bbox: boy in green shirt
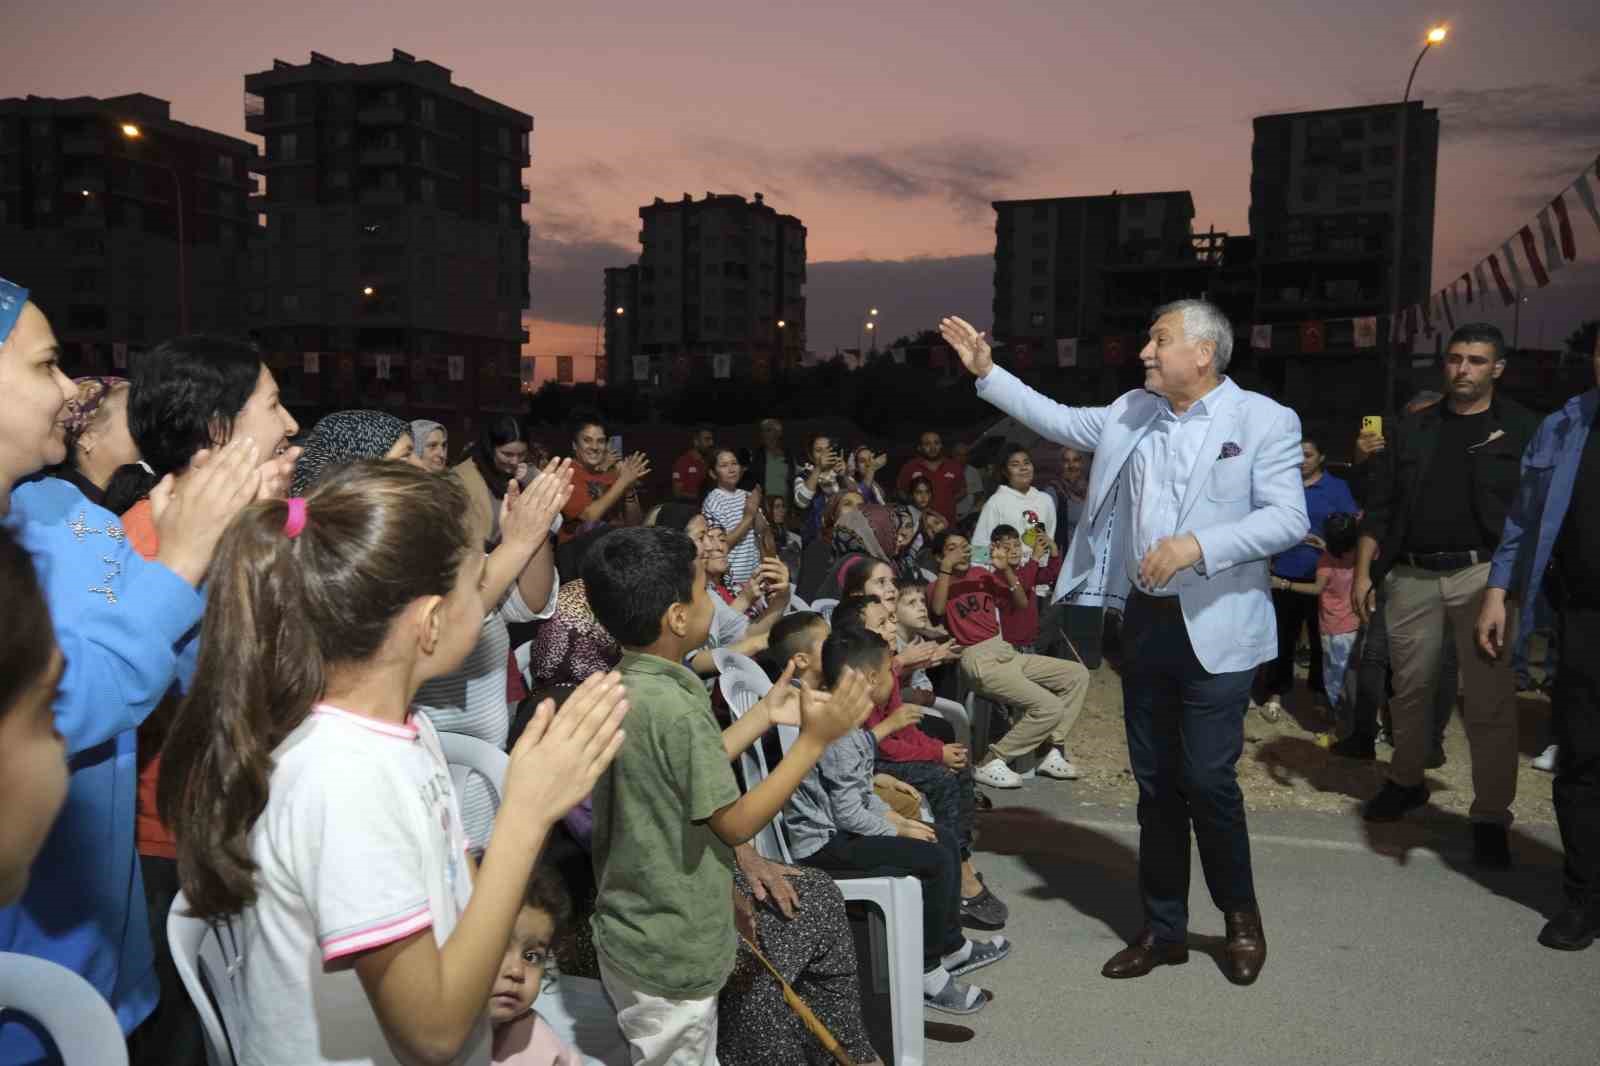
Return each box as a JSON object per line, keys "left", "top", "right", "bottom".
{"left": 582, "top": 526, "right": 870, "bottom": 1065}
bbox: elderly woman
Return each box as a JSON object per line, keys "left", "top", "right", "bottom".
{"left": 290, "top": 409, "right": 414, "bottom": 495}
{"left": 411, "top": 418, "right": 448, "bottom": 473}
{"left": 51, "top": 376, "right": 141, "bottom": 507}
{"left": 0, "top": 281, "right": 259, "bottom": 1063}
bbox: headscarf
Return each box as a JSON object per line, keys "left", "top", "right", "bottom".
{"left": 890, "top": 503, "right": 922, "bottom": 580}
{"left": 410, "top": 419, "right": 445, "bottom": 462}
{"left": 63, "top": 377, "right": 128, "bottom": 447}
{"left": 831, "top": 503, "right": 895, "bottom": 564}
{"left": 291, "top": 409, "right": 410, "bottom": 495}
{"left": 0, "top": 277, "right": 26, "bottom": 348}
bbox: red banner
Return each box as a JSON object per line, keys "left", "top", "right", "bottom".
{"left": 1299, "top": 320, "right": 1326, "bottom": 354}
{"left": 1102, "top": 336, "right": 1127, "bottom": 365}
{"left": 1487, "top": 254, "right": 1515, "bottom": 306}
{"left": 1550, "top": 195, "right": 1578, "bottom": 261}
{"left": 1518, "top": 225, "right": 1551, "bottom": 287}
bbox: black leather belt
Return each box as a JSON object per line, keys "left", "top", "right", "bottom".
{"left": 1128, "top": 589, "right": 1183, "bottom": 615}
{"left": 1400, "top": 550, "right": 1482, "bottom": 571}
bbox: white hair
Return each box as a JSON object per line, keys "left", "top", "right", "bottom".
{"left": 1154, "top": 299, "right": 1234, "bottom": 375}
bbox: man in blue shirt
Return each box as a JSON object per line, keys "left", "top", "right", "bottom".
{"left": 1478, "top": 346, "right": 1600, "bottom": 950}
{"left": 1261, "top": 437, "right": 1358, "bottom": 719}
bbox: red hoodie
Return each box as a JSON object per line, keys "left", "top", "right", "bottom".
{"left": 998, "top": 555, "right": 1064, "bottom": 646}
{"left": 864, "top": 667, "right": 946, "bottom": 763}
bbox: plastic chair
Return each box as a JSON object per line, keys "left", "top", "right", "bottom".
{"left": 167, "top": 895, "right": 244, "bottom": 1066}
{"left": 723, "top": 673, "right": 925, "bottom": 1066}
{"left": 439, "top": 732, "right": 510, "bottom": 812}
{"left": 0, "top": 951, "right": 129, "bottom": 1066}
{"left": 811, "top": 597, "right": 840, "bottom": 621}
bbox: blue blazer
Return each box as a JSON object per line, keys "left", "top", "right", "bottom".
{"left": 975, "top": 366, "right": 1309, "bottom": 674}
{"left": 1488, "top": 388, "right": 1600, "bottom": 639}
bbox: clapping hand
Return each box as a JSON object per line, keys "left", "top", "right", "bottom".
{"left": 501, "top": 457, "right": 574, "bottom": 549}
{"left": 618, "top": 451, "right": 652, "bottom": 488}
{"left": 754, "top": 659, "right": 812, "bottom": 728}
{"left": 800, "top": 667, "right": 875, "bottom": 743}
{"left": 256, "top": 445, "right": 303, "bottom": 501}
{"left": 503, "top": 670, "right": 628, "bottom": 824}
{"left": 153, "top": 435, "right": 264, "bottom": 587}
{"left": 939, "top": 316, "right": 994, "bottom": 377}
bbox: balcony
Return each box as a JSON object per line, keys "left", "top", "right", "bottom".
{"left": 520, "top": 328, "right": 531, "bottom": 344}
{"left": 65, "top": 211, "right": 107, "bottom": 230}
{"left": 356, "top": 103, "right": 405, "bottom": 126}
{"left": 61, "top": 134, "right": 105, "bottom": 156}
{"left": 359, "top": 146, "right": 405, "bottom": 166}
{"left": 519, "top": 184, "right": 530, "bottom": 204}
{"left": 64, "top": 175, "right": 106, "bottom": 196}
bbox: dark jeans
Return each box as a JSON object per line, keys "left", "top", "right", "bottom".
{"left": 1266, "top": 585, "right": 1322, "bottom": 697}
{"left": 1513, "top": 592, "right": 1559, "bottom": 689}
{"left": 1351, "top": 592, "right": 1458, "bottom": 749}
{"left": 1553, "top": 607, "right": 1600, "bottom": 906}
{"left": 876, "top": 760, "right": 976, "bottom": 859}
{"left": 127, "top": 855, "right": 205, "bottom": 1066}
{"left": 803, "top": 825, "right": 964, "bottom": 970}
{"left": 1121, "top": 592, "right": 1257, "bottom": 943}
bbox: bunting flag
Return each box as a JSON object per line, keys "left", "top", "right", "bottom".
{"left": 304, "top": 351, "right": 320, "bottom": 375}
{"left": 712, "top": 352, "right": 732, "bottom": 379}
{"left": 1576, "top": 160, "right": 1600, "bottom": 234}
{"left": 890, "top": 345, "right": 907, "bottom": 365}
{"left": 111, "top": 342, "right": 127, "bottom": 369}
{"left": 595, "top": 356, "right": 608, "bottom": 384}
{"left": 1550, "top": 195, "right": 1578, "bottom": 260}
{"left": 1354, "top": 316, "right": 1378, "bottom": 348}
{"left": 1102, "top": 335, "right": 1127, "bottom": 365}
{"left": 800, "top": 350, "right": 817, "bottom": 367}
{"left": 1057, "top": 337, "right": 1078, "bottom": 366}
{"left": 632, "top": 355, "right": 649, "bottom": 382}
{"left": 376, "top": 353, "right": 392, "bottom": 381}
{"left": 1440, "top": 287, "right": 1456, "bottom": 331}
{"left": 1487, "top": 253, "right": 1514, "bottom": 306}
{"left": 1457, "top": 272, "right": 1473, "bottom": 304}
{"left": 1418, "top": 295, "right": 1433, "bottom": 337}
{"left": 671, "top": 353, "right": 691, "bottom": 384}
{"left": 1012, "top": 342, "right": 1032, "bottom": 370}
{"left": 1474, "top": 262, "right": 1493, "bottom": 307}
{"left": 750, "top": 350, "right": 772, "bottom": 383}
{"left": 1518, "top": 225, "right": 1551, "bottom": 287}
{"left": 1403, "top": 305, "right": 1417, "bottom": 340}
{"left": 1250, "top": 324, "right": 1272, "bottom": 350}
{"left": 448, "top": 355, "right": 465, "bottom": 382}
{"left": 1537, "top": 207, "right": 1564, "bottom": 273}
{"left": 1299, "top": 320, "right": 1326, "bottom": 353}
{"left": 1500, "top": 240, "right": 1529, "bottom": 294}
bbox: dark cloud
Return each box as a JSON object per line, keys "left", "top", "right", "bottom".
{"left": 526, "top": 199, "right": 635, "bottom": 327}
{"left": 805, "top": 141, "right": 1037, "bottom": 216}
{"left": 805, "top": 254, "right": 994, "bottom": 351}
{"left": 1433, "top": 68, "right": 1600, "bottom": 144}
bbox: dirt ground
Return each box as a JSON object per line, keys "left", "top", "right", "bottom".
{"left": 1053, "top": 657, "right": 1559, "bottom": 825}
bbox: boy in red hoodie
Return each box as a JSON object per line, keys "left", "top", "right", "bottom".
{"left": 829, "top": 594, "right": 1010, "bottom": 930}
{"left": 990, "top": 524, "right": 1064, "bottom": 652}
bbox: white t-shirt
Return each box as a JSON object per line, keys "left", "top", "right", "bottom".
{"left": 238, "top": 705, "right": 487, "bottom": 1066}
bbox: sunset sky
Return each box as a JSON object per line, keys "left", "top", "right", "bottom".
{"left": 5, "top": 0, "right": 1598, "bottom": 356}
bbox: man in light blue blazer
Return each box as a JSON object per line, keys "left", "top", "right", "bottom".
{"left": 942, "top": 300, "right": 1307, "bottom": 985}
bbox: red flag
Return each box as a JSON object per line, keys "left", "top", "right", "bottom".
{"left": 1299, "top": 320, "right": 1326, "bottom": 353}
{"left": 1459, "top": 272, "right": 1473, "bottom": 304}
{"left": 1419, "top": 296, "right": 1433, "bottom": 336}
{"left": 1013, "top": 342, "right": 1032, "bottom": 370}
{"left": 1103, "top": 336, "right": 1127, "bottom": 365}
{"left": 750, "top": 349, "right": 771, "bottom": 383}
{"left": 1440, "top": 289, "right": 1456, "bottom": 331}
{"left": 1518, "top": 225, "right": 1550, "bottom": 287}
{"left": 1550, "top": 195, "right": 1579, "bottom": 261}
{"left": 1487, "top": 254, "right": 1514, "bottom": 306}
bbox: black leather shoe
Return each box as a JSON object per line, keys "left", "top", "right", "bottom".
{"left": 1329, "top": 735, "right": 1375, "bottom": 760}
{"left": 1222, "top": 909, "right": 1267, "bottom": 985}
{"left": 1101, "top": 929, "right": 1189, "bottom": 979}
{"left": 1538, "top": 904, "right": 1600, "bottom": 951}
{"left": 1471, "top": 822, "right": 1512, "bottom": 871}
{"left": 1425, "top": 748, "right": 1447, "bottom": 770}
{"left": 1361, "top": 780, "right": 1428, "bottom": 822}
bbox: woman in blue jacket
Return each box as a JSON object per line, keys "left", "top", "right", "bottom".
{"left": 0, "top": 279, "right": 262, "bottom": 1062}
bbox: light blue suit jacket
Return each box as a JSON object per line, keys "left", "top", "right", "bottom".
{"left": 975, "top": 366, "right": 1309, "bottom": 674}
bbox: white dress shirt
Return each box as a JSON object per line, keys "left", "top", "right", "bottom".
{"left": 1125, "top": 378, "right": 1234, "bottom": 596}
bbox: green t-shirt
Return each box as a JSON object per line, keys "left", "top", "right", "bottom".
{"left": 590, "top": 650, "right": 741, "bottom": 999}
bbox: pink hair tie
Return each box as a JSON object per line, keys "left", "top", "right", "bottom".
{"left": 283, "top": 497, "right": 308, "bottom": 539}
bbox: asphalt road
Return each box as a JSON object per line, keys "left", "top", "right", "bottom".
{"left": 923, "top": 786, "right": 1597, "bottom": 1066}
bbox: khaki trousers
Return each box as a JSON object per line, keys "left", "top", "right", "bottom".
{"left": 959, "top": 635, "right": 1090, "bottom": 762}
{"left": 1384, "top": 562, "right": 1519, "bottom": 824}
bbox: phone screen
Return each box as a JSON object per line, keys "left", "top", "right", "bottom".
{"left": 609, "top": 434, "right": 623, "bottom": 455}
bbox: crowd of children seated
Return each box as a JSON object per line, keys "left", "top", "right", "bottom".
{"left": 0, "top": 279, "right": 1102, "bottom": 1065}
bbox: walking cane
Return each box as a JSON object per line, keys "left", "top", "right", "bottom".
{"left": 737, "top": 932, "right": 854, "bottom": 1065}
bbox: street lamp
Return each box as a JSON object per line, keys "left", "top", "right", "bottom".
{"left": 1384, "top": 25, "right": 1448, "bottom": 417}
{"left": 119, "top": 122, "right": 189, "bottom": 333}
{"left": 615, "top": 306, "right": 625, "bottom": 316}
{"left": 362, "top": 286, "right": 376, "bottom": 297}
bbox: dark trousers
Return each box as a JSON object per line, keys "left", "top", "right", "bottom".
{"left": 1351, "top": 592, "right": 1459, "bottom": 749}
{"left": 876, "top": 760, "right": 976, "bottom": 859}
{"left": 1040, "top": 601, "right": 1106, "bottom": 670}
{"left": 803, "top": 825, "right": 964, "bottom": 970}
{"left": 1265, "top": 585, "right": 1322, "bottom": 697}
{"left": 126, "top": 855, "right": 205, "bottom": 1066}
{"left": 1553, "top": 607, "right": 1600, "bottom": 906}
{"left": 1121, "top": 593, "right": 1257, "bottom": 943}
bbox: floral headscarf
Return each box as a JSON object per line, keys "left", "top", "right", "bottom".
{"left": 63, "top": 376, "right": 128, "bottom": 446}
{"left": 890, "top": 503, "right": 922, "bottom": 580}
{"left": 291, "top": 409, "right": 410, "bottom": 495}
{"left": 831, "top": 503, "right": 896, "bottom": 564}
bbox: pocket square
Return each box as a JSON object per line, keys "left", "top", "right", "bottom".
{"left": 1218, "top": 441, "right": 1242, "bottom": 459}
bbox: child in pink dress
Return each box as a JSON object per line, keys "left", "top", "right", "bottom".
{"left": 491, "top": 867, "right": 584, "bottom": 1066}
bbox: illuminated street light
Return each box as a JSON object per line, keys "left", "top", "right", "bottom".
{"left": 362, "top": 286, "right": 376, "bottom": 296}
{"left": 615, "top": 306, "right": 625, "bottom": 315}
{"left": 120, "top": 124, "right": 142, "bottom": 139}
{"left": 777, "top": 319, "right": 786, "bottom": 329}
{"left": 1427, "top": 26, "right": 1448, "bottom": 44}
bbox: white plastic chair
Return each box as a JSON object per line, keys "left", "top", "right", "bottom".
{"left": 811, "top": 597, "right": 840, "bottom": 622}
{"left": 439, "top": 732, "right": 510, "bottom": 812}
{"left": 0, "top": 951, "right": 129, "bottom": 1066}
{"left": 167, "top": 895, "right": 244, "bottom": 1066}
{"left": 720, "top": 655, "right": 925, "bottom": 1066}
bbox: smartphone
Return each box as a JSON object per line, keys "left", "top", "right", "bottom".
{"left": 1361, "top": 415, "right": 1382, "bottom": 436}
{"left": 609, "top": 434, "right": 623, "bottom": 455}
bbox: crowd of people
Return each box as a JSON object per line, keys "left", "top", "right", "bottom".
{"left": 1, "top": 269, "right": 1596, "bottom": 1066}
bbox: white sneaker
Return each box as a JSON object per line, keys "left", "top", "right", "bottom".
{"left": 1532, "top": 744, "right": 1558, "bottom": 773}
{"left": 974, "top": 758, "right": 1023, "bottom": 789}
{"left": 1038, "top": 748, "right": 1080, "bottom": 780}
{"left": 1259, "top": 698, "right": 1283, "bottom": 723}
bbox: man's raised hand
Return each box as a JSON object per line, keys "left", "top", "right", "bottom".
{"left": 939, "top": 316, "right": 994, "bottom": 378}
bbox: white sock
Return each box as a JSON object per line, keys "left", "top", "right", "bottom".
{"left": 942, "top": 940, "right": 973, "bottom": 968}
{"left": 922, "top": 966, "right": 950, "bottom": 996}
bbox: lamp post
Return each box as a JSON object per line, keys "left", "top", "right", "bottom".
{"left": 1384, "top": 25, "right": 1447, "bottom": 417}
{"left": 120, "top": 123, "right": 188, "bottom": 334}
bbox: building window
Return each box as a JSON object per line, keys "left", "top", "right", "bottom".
{"left": 1031, "top": 258, "right": 1047, "bottom": 274}
{"left": 1032, "top": 204, "right": 1049, "bottom": 221}
{"left": 498, "top": 126, "right": 511, "bottom": 152}
{"left": 1335, "top": 183, "right": 1361, "bottom": 207}
{"left": 1031, "top": 232, "right": 1048, "bottom": 248}
{"left": 1366, "top": 179, "right": 1394, "bottom": 200}
{"left": 1339, "top": 117, "right": 1363, "bottom": 139}
{"left": 420, "top": 137, "right": 436, "bottom": 167}
{"left": 1368, "top": 144, "right": 1395, "bottom": 166}
{"left": 280, "top": 91, "right": 297, "bottom": 121}
{"left": 35, "top": 196, "right": 53, "bottom": 214}
{"left": 1125, "top": 199, "right": 1146, "bottom": 217}
{"left": 278, "top": 132, "right": 298, "bottom": 162}
{"left": 282, "top": 292, "right": 299, "bottom": 314}
{"left": 1299, "top": 179, "right": 1319, "bottom": 202}
{"left": 420, "top": 176, "right": 436, "bottom": 204}
{"left": 420, "top": 96, "right": 436, "bottom": 124}
{"left": 218, "top": 155, "right": 235, "bottom": 179}
{"left": 1029, "top": 285, "right": 1047, "bottom": 303}
{"left": 1029, "top": 311, "right": 1046, "bottom": 328}
{"left": 278, "top": 210, "right": 295, "bottom": 242}
{"left": 71, "top": 269, "right": 99, "bottom": 295}
{"left": 1371, "top": 110, "right": 1397, "bottom": 133}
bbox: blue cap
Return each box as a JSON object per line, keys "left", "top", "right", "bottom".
{"left": 0, "top": 277, "right": 28, "bottom": 348}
